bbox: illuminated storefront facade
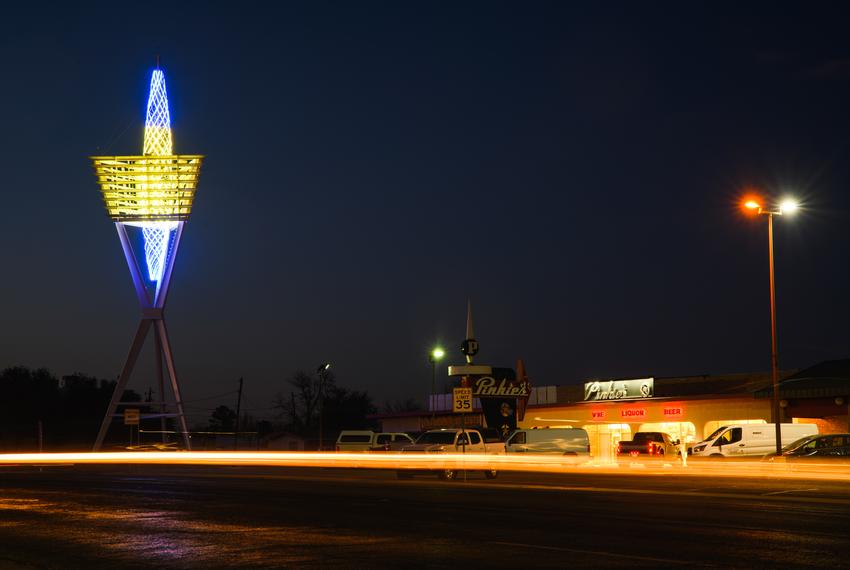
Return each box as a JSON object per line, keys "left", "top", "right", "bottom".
{"left": 524, "top": 392, "right": 773, "bottom": 461}
{"left": 374, "top": 360, "right": 850, "bottom": 460}
{"left": 521, "top": 361, "right": 850, "bottom": 461}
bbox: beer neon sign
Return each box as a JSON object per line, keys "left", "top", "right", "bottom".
{"left": 663, "top": 407, "right": 683, "bottom": 418}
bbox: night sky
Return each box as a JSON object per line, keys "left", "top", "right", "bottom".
{"left": 2, "top": 2, "right": 850, "bottom": 422}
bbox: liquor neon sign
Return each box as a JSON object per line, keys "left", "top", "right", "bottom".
{"left": 620, "top": 408, "right": 646, "bottom": 419}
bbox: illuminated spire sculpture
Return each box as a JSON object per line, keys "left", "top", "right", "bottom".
{"left": 90, "top": 66, "right": 203, "bottom": 450}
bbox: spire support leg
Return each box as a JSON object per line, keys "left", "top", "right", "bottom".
{"left": 156, "top": 319, "right": 192, "bottom": 450}
{"left": 93, "top": 319, "right": 152, "bottom": 451}
{"left": 154, "top": 326, "right": 168, "bottom": 443}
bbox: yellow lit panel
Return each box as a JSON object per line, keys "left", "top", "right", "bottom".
{"left": 91, "top": 155, "right": 204, "bottom": 221}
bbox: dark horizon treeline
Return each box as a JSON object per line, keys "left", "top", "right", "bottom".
{"left": 0, "top": 366, "right": 144, "bottom": 451}
{"left": 1, "top": 365, "right": 415, "bottom": 451}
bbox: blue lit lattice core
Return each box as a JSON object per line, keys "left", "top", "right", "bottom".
{"left": 126, "top": 221, "right": 178, "bottom": 283}
{"left": 143, "top": 69, "right": 173, "bottom": 156}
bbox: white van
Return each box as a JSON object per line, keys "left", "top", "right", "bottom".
{"left": 506, "top": 427, "right": 591, "bottom": 458}
{"left": 689, "top": 424, "right": 818, "bottom": 458}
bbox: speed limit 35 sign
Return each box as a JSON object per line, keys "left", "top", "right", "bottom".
{"left": 453, "top": 387, "right": 472, "bottom": 413}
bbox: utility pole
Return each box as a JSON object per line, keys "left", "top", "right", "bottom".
{"left": 234, "top": 377, "right": 243, "bottom": 451}
{"left": 317, "top": 364, "right": 331, "bottom": 451}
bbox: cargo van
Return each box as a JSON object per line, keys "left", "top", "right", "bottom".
{"left": 505, "top": 427, "right": 591, "bottom": 458}
{"left": 689, "top": 423, "right": 818, "bottom": 458}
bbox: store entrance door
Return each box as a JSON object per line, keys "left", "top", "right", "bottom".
{"left": 583, "top": 423, "right": 632, "bottom": 463}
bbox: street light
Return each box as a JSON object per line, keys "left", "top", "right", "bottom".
{"left": 317, "top": 363, "right": 331, "bottom": 451}
{"left": 429, "top": 347, "right": 445, "bottom": 425}
{"left": 743, "top": 196, "right": 798, "bottom": 455}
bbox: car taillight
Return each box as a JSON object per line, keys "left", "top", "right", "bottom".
{"left": 616, "top": 443, "right": 621, "bottom": 454}
{"left": 648, "top": 443, "right": 652, "bottom": 453}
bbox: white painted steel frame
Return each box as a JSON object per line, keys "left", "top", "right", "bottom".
{"left": 93, "top": 221, "right": 191, "bottom": 451}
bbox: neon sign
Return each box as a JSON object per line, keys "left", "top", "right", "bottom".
{"left": 591, "top": 410, "right": 606, "bottom": 420}
{"left": 584, "top": 378, "right": 654, "bottom": 401}
{"left": 620, "top": 408, "right": 646, "bottom": 419}
{"left": 663, "top": 407, "right": 683, "bottom": 418}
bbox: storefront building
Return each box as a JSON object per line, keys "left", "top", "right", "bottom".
{"left": 373, "top": 360, "right": 850, "bottom": 461}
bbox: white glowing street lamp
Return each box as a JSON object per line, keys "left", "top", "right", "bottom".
{"left": 743, "top": 196, "right": 798, "bottom": 455}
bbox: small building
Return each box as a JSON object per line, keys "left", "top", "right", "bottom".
{"left": 260, "top": 432, "right": 307, "bottom": 451}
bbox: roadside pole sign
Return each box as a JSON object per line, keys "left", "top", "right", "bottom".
{"left": 453, "top": 387, "right": 472, "bottom": 413}
{"left": 124, "top": 408, "right": 140, "bottom": 426}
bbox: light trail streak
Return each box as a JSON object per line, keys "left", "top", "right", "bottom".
{"left": 1, "top": 452, "right": 850, "bottom": 481}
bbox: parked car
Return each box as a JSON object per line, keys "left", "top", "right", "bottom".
{"left": 616, "top": 432, "right": 677, "bottom": 457}
{"left": 771, "top": 433, "right": 850, "bottom": 459}
{"left": 505, "top": 427, "right": 591, "bottom": 460}
{"left": 335, "top": 431, "right": 413, "bottom": 452}
{"left": 369, "top": 432, "right": 416, "bottom": 452}
{"left": 689, "top": 423, "right": 818, "bottom": 458}
{"left": 398, "top": 428, "right": 503, "bottom": 480}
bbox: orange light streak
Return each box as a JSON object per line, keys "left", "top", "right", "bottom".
{"left": 1, "top": 452, "right": 850, "bottom": 481}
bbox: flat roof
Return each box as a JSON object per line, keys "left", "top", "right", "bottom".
{"left": 754, "top": 359, "right": 850, "bottom": 399}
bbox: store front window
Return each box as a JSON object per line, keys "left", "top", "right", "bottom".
{"left": 583, "top": 423, "right": 631, "bottom": 462}
{"left": 639, "top": 422, "right": 696, "bottom": 444}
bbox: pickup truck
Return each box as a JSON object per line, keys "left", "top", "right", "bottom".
{"left": 616, "top": 432, "right": 677, "bottom": 457}
{"left": 335, "top": 431, "right": 414, "bottom": 452}
{"left": 398, "top": 428, "right": 504, "bottom": 480}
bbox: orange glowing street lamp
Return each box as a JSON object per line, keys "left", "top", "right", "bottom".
{"left": 742, "top": 196, "right": 799, "bottom": 455}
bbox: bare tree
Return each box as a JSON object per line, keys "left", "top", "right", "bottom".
{"left": 273, "top": 369, "right": 332, "bottom": 435}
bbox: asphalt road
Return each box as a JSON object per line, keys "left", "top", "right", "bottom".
{"left": 1, "top": 465, "right": 849, "bottom": 569}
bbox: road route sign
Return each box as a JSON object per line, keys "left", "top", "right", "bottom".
{"left": 124, "top": 409, "right": 140, "bottom": 426}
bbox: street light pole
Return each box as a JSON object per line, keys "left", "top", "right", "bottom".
{"left": 767, "top": 212, "right": 782, "bottom": 456}
{"left": 431, "top": 358, "right": 436, "bottom": 424}
{"left": 745, "top": 198, "right": 797, "bottom": 456}
{"left": 429, "top": 347, "right": 444, "bottom": 427}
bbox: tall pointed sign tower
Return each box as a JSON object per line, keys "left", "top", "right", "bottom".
{"left": 90, "top": 65, "right": 203, "bottom": 450}
{"left": 448, "top": 300, "right": 531, "bottom": 439}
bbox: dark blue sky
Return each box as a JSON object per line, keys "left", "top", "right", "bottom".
{"left": 2, "top": 2, "right": 849, "bottom": 421}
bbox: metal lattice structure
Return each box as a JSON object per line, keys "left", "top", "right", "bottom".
{"left": 128, "top": 221, "right": 179, "bottom": 283}
{"left": 90, "top": 66, "right": 204, "bottom": 451}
